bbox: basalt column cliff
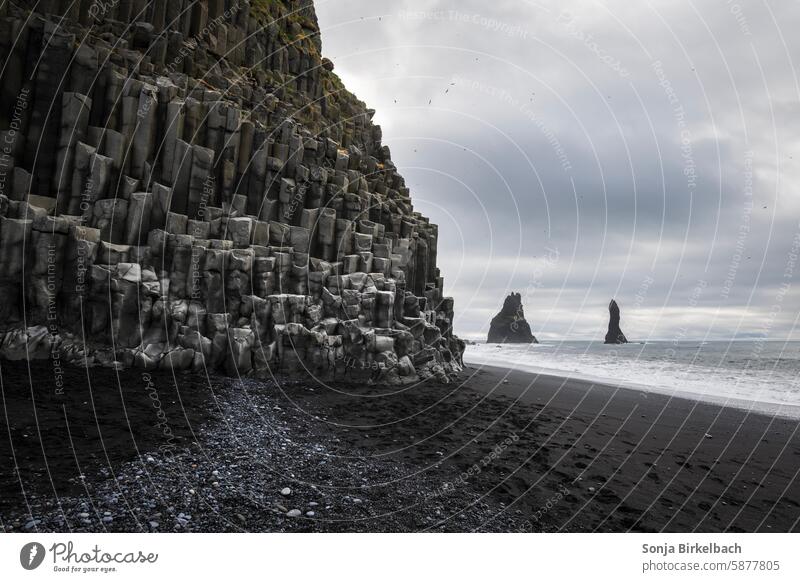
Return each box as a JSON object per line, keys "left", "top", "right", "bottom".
{"left": 0, "top": 0, "right": 464, "bottom": 384}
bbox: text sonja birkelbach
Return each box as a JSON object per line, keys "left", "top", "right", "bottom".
{"left": 642, "top": 542, "right": 743, "bottom": 557}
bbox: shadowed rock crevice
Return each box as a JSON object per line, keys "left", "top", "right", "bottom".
{"left": 604, "top": 300, "right": 628, "bottom": 344}
{"left": 487, "top": 293, "right": 537, "bottom": 344}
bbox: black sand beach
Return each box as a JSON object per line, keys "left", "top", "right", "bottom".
{"left": 445, "top": 365, "right": 800, "bottom": 532}
{"left": 1, "top": 358, "right": 798, "bottom": 532}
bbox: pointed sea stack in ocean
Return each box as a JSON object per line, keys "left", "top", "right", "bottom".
{"left": 604, "top": 300, "right": 628, "bottom": 344}
{"left": 487, "top": 293, "right": 538, "bottom": 344}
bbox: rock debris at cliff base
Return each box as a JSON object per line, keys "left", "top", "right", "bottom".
{"left": 0, "top": 0, "right": 464, "bottom": 384}
{"left": 0, "top": 363, "right": 533, "bottom": 533}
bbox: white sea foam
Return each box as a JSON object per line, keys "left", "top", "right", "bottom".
{"left": 464, "top": 341, "right": 800, "bottom": 418}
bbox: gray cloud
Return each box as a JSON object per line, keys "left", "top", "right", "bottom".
{"left": 316, "top": 0, "right": 800, "bottom": 340}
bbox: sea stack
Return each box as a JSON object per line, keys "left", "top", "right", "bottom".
{"left": 604, "top": 300, "right": 628, "bottom": 344}
{"left": 487, "top": 293, "right": 538, "bottom": 344}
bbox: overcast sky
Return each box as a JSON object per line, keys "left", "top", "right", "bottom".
{"left": 315, "top": 0, "right": 800, "bottom": 341}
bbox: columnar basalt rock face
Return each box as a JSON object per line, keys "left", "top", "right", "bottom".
{"left": 487, "top": 293, "right": 537, "bottom": 344}
{"left": 604, "top": 300, "right": 628, "bottom": 344}
{"left": 0, "top": 0, "right": 464, "bottom": 384}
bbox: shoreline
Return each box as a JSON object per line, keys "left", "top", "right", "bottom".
{"left": 464, "top": 360, "right": 800, "bottom": 421}
{"left": 464, "top": 344, "right": 800, "bottom": 421}
{"left": 2, "top": 358, "right": 799, "bottom": 532}
{"left": 456, "top": 363, "right": 800, "bottom": 532}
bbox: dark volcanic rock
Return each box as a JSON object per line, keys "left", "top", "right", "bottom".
{"left": 0, "top": 0, "right": 464, "bottom": 385}
{"left": 487, "top": 293, "right": 537, "bottom": 344}
{"left": 604, "top": 300, "right": 628, "bottom": 344}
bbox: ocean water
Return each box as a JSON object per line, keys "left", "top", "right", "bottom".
{"left": 464, "top": 341, "right": 800, "bottom": 416}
